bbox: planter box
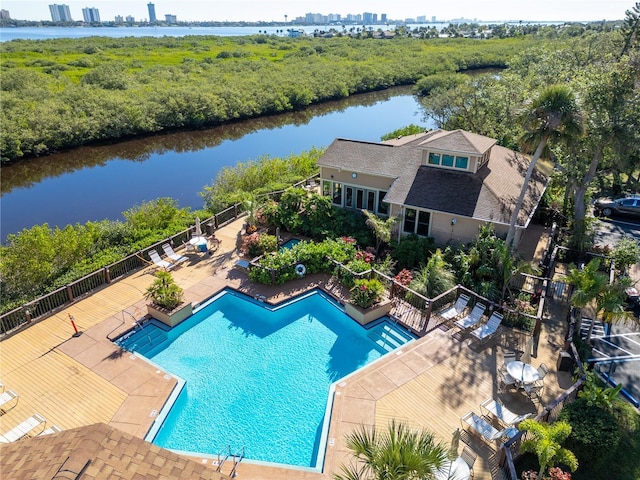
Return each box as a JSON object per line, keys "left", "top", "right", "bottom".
{"left": 345, "top": 300, "right": 392, "bottom": 326}
{"left": 147, "top": 302, "right": 193, "bottom": 327}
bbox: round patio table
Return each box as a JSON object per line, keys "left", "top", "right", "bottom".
{"left": 506, "top": 361, "right": 539, "bottom": 385}
{"left": 434, "top": 457, "right": 470, "bottom": 480}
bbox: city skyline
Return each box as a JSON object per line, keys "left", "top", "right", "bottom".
{"left": 1, "top": 0, "right": 631, "bottom": 23}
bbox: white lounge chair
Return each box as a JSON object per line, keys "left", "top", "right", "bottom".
{"left": 438, "top": 294, "right": 470, "bottom": 320}
{"left": 0, "top": 389, "right": 19, "bottom": 411}
{"left": 455, "top": 303, "right": 486, "bottom": 330}
{"left": 0, "top": 413, "right": 46, "bottom": 442}
{"left": 480, "top": 398, "right": 532, "bottom": 427}
{"left": 470, "top": 311, "right": 503, "bottom": 342}
{"left": 148, "top": 250, "right": 175, "bottom": 271}
{"left": 162, "top": 244, "right": 188, "bottom": 265}
{"left": 461, "top": 411, "right": 517, "bottom": 444}
{"left": 39, "top": 425, "right": 62, "bottom": 436}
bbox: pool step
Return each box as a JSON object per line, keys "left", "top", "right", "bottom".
{"left": 367, "top": 322, "right": 413, "bottom": 353}
{"left": 119, "top": 325, "right": 168, "bottom": 354}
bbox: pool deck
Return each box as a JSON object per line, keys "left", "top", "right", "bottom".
{"left": 0, "top": 221, "right": 572, "bottom": 480}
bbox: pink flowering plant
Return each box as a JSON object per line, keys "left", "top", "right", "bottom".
{"left": 350, "top": 278, "right": 385, "bottom": 309}
{"left": 355, "top": 250, "right": 375, "bottom": 264}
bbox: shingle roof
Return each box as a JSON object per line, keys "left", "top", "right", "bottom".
{"left": 416, "top": 129, "right": 497, "bottom": 155}
{"left": 0, "top": 423, "right": 230, "bottom": 480}
{"left": 317, "top": 130, "right": 547, "bottom": 227}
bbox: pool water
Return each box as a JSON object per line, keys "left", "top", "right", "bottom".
{"left": 117, "top": 289, "right": 415, "bottom": 468}
{"left": 279, "top": 238, "right": 301, "bottom": 251}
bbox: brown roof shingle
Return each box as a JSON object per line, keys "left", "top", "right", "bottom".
{"left": 0, "top": 423, "right": 230, "bottom": 480}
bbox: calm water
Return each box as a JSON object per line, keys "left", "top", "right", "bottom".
{"left": 0, "top": 87, "right": 432, "bottom": 240}
{"left": 117, "top": 289, "right": 415, "bottom": 466}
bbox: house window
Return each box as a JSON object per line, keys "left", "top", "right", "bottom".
{"left": 377, "top": 190, "right": 388, "bottom": 215}
{"left": 332, "top": 183, "right": 343, "bottom": 205}
{"left": 416, "top": 211, "right": 430, "bottom": 236}
{"left": 367, "top": 191, "right": 375, "bottom": 210}
{"left": 322, "top": 181, "right": 331, "bottom": 197}
{"left": 442, "top": 154, "right": 454, "bottom": 167}
{"left": 403, "top": 208, "right": 416, "bottom": 233}
{"left": 455, "top": 156, "right": 469, "bottom": 169}
{"left": 428, "top": 152, "right": 440, "bottom": 165}
{"left": 345, "top": 187, "right": 354, "bottom": 208}
{"left": 356, "top": 189, "right": 364, "bottom": 209}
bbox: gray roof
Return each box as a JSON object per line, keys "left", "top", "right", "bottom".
{"left": 317, "top": 130, "right": 548, "bottom": 226}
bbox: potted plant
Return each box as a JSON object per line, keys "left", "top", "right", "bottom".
{"left": 344, "top": 277, "right": 392, "bottom": 325}
{"left": 145, "top": 270, "right": 193, "bottom": 326}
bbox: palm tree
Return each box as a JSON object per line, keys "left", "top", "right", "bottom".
{"left": 566, "top": 258, "right": 631, "bottom": 342}
{"left": 519, "top": 419, "right": 578, "bottom": 480}
{"left": 363, "top": 210, "right": 398, "bottom": 258}
{"left": 505, "top": 85, "right": 582, "bottom": 248}
{"left": 334, "top": 420, "right": 449, "bottom": 480}
{"left": 408, "top": 249, "right": 456, "bottom": 299}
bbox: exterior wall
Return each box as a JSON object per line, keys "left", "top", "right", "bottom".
{"left": 319, "top": 167, "right": 394, "bottom": 191}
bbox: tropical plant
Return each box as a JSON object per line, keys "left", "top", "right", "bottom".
{"left": 362, "top": 210, "right": 398, "bottom": 258}
{"left": 408, "top": 249, "right": 455, "bottom": 299}
{"left": 350, "top": 278, "right": 385, "bottom": 309}
{"left": 144, "top": 270, "right": 184, "bottom": 311}
{"left": 577, "top": 367, "right": 622, "bottom": 410}
{"left": 334, "top": 419, "right": 449, "bottom": 480}
{"left": 519, "top": 419, "right": 579, "bottom": 480}
{"left": 506, "top": 85, "right": 583, "bottom": 247}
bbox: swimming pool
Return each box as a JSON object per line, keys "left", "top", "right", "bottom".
{"left": 117, "top": 288, "right": 415, "bottom": 468}
{"left": 279, "top": 238, "right": 301, "bottom": 251}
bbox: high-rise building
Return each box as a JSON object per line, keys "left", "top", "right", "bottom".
{"left": 381, "top": 14, "right": 387, "bottom": 23}
{"left": 126, "top": 15, "right": 135, "bottom": 23}
{"left": 147, "top": 2, "right": 156, "bottom": 22}
{"left": 82, "top": 7, "right": 100, "bottom": 23}
{"left": 49, "top": 4, "right": 72, "bottom": 22}
{"left": 362, "top": 12, "right": 373, "bottom": 24}
{"left": 114, "top": 15, "right": 123, "bottom": 23}
{"left": 0, "top": 9, "right": 10, "bottom": 20}
{"left": 165, "top": 14, "right": 177, "bottom": 24}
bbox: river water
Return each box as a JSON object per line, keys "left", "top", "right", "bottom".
{"left": 0, "top": 87, "right": 433, "bottom": 240}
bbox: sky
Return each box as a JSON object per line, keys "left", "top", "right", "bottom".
{"left": 0, "top": 0, "right": 632, "bottom": 23}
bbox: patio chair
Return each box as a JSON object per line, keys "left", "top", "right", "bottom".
{"left": 461, "top": 411, "right": 518, "bottom": 444}
{"left": 162, "top": 244, "right": 188, "bottom": 265}
{"left": 0, "top": 413, "right": 46, "bottom": 443}
{"left": 470, "top": 311, "right": 503, "bottom": 342}
{"left": 148, "top": 250, "right": 175, "bottom": 271}
{"left": 498, "top": 368, "right": 519, "bottom": 393}
{"left": 534, "top": 363, "right": 549, "bottom": 387}
{"left": 438, "top": 294, "right": 470, "bottom": 320}
{"left": 524, "top": 384, "right": 544, "bottom": 402}
{"left": 480, "top": 398, "right": 532, "bottom": 427}
{"left": 460, "top": 446, "right": 477, "bottom": 479}
{"left": 0, "top": 389, "right": 19, "bottom": 411}
{"left": 39, "top": 425, "right": 62, "bottom": 436}
{"left": 454, "top": 302, "right": 486, "bottom": 330}
{"left": 501, "top": 351, "right": 516, "bottom": 373}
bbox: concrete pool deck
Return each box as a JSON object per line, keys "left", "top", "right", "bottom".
{"left": 0, "top": 220, "right": 570, "bottom": 480}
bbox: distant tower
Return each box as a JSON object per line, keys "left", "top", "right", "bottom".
{"left": 284, "top": 14, "right": 288, "bottom": 23}
{"left": 0, "top": 9, "right": 10, "bottom": 20}
{"left": 147, "top": 2, "right": 156, "bottom": 23}
{"left": 82, "top": 7, "right": 101, "bottom": 23}
{"left": 49, "top": 4, "right": 72, "bottom": 22}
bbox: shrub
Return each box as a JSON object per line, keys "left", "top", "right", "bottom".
{"left": 350, "top": 278, "right": 384, "bottom": 309}
{"left": 144, "top": 270, "right": 183, "bottom": 310}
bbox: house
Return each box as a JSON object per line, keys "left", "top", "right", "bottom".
{"left": 316, "top": 129, "right": 548, "bottom": 247}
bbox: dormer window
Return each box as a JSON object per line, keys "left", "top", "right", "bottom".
{"left": 427, "top": 151, "right": 470, "bottom": 171}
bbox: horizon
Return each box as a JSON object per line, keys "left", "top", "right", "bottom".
{"left": 0, "top": 1, "right": 631, "bottom": 24}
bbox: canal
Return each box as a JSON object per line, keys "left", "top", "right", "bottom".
{"left": 1, "top": 87, "right": 433, "bottom": 240}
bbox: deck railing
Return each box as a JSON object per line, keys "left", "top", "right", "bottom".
{"left": 0, "top": 204, "right": 239, "bottom": 337}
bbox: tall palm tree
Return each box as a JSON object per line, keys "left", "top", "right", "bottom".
{"left": 519, "top": 419, "right": 578, "bottom": 480}
{"left": 505, "top": 85, "right": 582, "bottom": 248}
{"left": 334, "top": 420, "right": 449, "bottom": 480}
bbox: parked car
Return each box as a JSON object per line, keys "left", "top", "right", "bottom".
{"left": 593, "top": 195, "right": 640, "bottom": 219}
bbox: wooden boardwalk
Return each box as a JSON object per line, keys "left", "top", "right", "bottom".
{"left": 0, "top": 220, "right": 572, "bottom": 480}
